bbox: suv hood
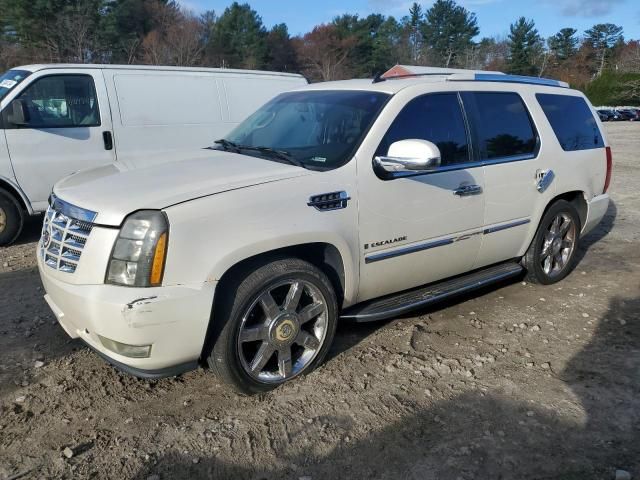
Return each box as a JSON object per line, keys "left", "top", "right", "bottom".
{"left": 54, "top": 150, "right": 311, "bottom": 226}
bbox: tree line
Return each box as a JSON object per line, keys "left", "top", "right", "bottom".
{"left": 1, "top": 0, "right": 639, "bottom": 104}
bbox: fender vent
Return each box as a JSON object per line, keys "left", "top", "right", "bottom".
{"left": 307, "top": 191, "right": 350, "bottom": 211}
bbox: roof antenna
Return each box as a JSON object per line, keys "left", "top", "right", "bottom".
{"left": 372, "top": 71, "right": 386, "bottom": 84}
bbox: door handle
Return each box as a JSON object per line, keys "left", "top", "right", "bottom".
{"left": 453, "top": 184, "right": 483, "bottom": 196}
{"left": 103, "top": 131, "right": 113, "bottom": 151}
{"left": 536, "top": 169, "right": 554, "bottom": 193}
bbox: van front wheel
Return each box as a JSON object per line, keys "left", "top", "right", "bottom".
{"left": 0, "top": 190, "right": 24, "bottom": 246}
{"left": 208, "top": 258, "right": 338, "bottom": 394}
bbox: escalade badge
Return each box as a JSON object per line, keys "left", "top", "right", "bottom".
{"left": 365, "top": 236, "right": 407, "bottom": 250}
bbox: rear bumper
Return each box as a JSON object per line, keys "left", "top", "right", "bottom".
{"left": 582, "top": 193, "right": 610, "bottom": 235}
{"left": 39, "top": 254, "right": 216, "bottom": 372}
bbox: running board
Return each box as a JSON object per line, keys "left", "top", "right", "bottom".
{"left": 341, "top": 262, "right": 523, "bottom": 323}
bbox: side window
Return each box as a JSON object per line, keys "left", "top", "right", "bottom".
{"left": 463, "top": 92, "right": 537, "bottom": 160}
{"left": 536, "top": 93, "right": 604, "bottom": 151}
{"left": 377, "top": 93, "right": 470, "bottom": 166}
{"left": 13, "top": 75, "right": 100, "bottom": 128}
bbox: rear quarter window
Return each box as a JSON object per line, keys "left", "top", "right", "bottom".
{"left": 536, "top": 93, "right": 604, "bottom": 151}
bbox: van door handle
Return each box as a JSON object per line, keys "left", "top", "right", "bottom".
{"left": 453, "top": 184, "right": 483, "bottom": 196}
{"left": 103, "top": 131, "right": 113, "bottom": 151}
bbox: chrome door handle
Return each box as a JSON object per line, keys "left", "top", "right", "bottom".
{"left": 453, "top": 184, "right": 483, "bottom": 196}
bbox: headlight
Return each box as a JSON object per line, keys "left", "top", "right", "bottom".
{"left": 106, "top": 211, "right": 169, "bottom": 287}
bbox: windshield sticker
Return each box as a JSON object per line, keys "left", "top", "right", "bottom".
{"left": 310, "top": 157, "right": 327, "bottom": 163}
{"left": 0, "top": 79, "right": 17, "bottom": 89}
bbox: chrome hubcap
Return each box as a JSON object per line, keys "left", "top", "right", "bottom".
{"left": 0, "top": 207, "right": 6, "bottom": 233}
{"left": 237, "top": 280, "right": 328, "bottom": 383}
{"left": 540, "top": 212, "right": 576, "bottom": 278}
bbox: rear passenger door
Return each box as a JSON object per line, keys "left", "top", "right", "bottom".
{"left": 461, "top": 91, "right": 544, "bottom": 268}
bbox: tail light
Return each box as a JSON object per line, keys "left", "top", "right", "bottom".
{"left": 603, "top": 146, "right": 613, "bottom": 194}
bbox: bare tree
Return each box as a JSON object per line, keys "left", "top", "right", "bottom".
{"left": 616, "top": 40, "right": 640, "bottom": 73}
{"left": 294, "top": 24, "right": 357, "bottom": 81}
{"left": 141, "top": 6, "right": 204, "bottom": 66}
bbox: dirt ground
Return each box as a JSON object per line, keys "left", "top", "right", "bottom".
{"left": 0, "top": 123, "right": 638, "bottom": 480}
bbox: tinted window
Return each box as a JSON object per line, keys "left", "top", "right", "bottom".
{"left": 463, "top": 92, "right": 537, "bottom": 160}
{"left": 12, "top": 75, "right": 100, "bottom": 128}
{"left": 536, "top": 94, "right": 604, "bottom": 151}
{"left": 377, "top": 93, "right": 469, "bottom": 166}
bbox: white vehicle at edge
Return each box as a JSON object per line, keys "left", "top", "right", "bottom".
{"left": 0, "top": 64, "right": 307, "bottom": 245}
{"left": 37, "top": 70, "right": 612, "bottom": 394}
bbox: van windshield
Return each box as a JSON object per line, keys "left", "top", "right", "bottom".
{"left": 220, "top": 90, "right": 390, "bottom": 170}
{"left": 0, "top": 70, "right": 30, "bottom": 102}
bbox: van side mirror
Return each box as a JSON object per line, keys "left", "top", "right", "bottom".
{"left": 374, "top": 139, "right": 441, "bottom": 177}
{"left": 7, "top": 99, "right": 29, "bottom": 126}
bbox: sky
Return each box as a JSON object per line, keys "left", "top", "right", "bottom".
{"left": 177, "top": 0, "right": 640, "bottom": 40}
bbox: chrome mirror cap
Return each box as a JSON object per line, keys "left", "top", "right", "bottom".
{"left": 374, "top": 139, "right": 442, "bottom": 176}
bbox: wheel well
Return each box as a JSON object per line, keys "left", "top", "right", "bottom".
{"left": 0, "top": 179, "right": 28, "bottom": 212}
{"left": 546, "top": 191, "right": 587, "bottom": 230}
{"left": 216, "top": 243, "right": 346, "bottom": 308}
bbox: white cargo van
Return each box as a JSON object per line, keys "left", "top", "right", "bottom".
{"left": 0, "top": 64, "right": 307, "bottom": 244}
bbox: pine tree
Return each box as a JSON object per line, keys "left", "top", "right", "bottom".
{"left": 422, "top": 0, "right": 479, "bottom": 68}
{"left": 548, "top": 28, "right": 578, "bottom": 61}
{"left": 584, "top": 23, "right": 624, "bottom": 76}
{"left": 507, "top": 17, "right": 542, "bottom": 76}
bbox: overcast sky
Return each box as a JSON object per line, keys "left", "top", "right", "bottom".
{"left": 178, "top": 0, "right": 640, "bottom": 39}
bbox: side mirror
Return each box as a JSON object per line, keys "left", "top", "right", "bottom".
{"left": 374, "top": 139, "right": 441, "bottom": 177}
{"left": 7, "top": 99, "right": 29, "bottom": 126}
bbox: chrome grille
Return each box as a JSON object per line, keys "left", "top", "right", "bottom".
{"left": 40, "top": 196, "right": 97, "bottom": 274}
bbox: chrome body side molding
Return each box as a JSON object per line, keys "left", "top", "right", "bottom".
{"left": 364, "top": 219, "right": 531, "bottom": 264}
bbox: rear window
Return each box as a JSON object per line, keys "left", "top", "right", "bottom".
{"left": 536, "top": 94, "right": 604, "bottom": 151}
{"left": 462, "top": 92, "right": 537, "bottom": 161}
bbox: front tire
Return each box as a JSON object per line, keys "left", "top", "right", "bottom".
{"left": 207, "top": 258, "right": 338, "bottom": 394}
{"left": 522, "top": 199, "right": 581, "bottom": 285}
{"left": 0, "top": 190, "right": 24, "bottom": 247}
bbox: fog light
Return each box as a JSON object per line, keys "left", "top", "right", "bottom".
{"left": 98, "top": 335, "right": 152, "bottom": 358}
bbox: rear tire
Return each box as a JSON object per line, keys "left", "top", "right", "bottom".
{"left": 207, "top": 258, "right": 338, "bottom": 394}
{"left": 0, "top": 190, "right": 24, "bottom": 247}
{"left": 522, "top": 200, "right": 581, "bottom": 285}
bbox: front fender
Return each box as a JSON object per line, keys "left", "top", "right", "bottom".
{"left": 161, "top": 171, "right": 360, "bottom": 306}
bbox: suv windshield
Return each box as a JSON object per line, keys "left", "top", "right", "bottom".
{"left": 219, "top": 90, "right": 390, "bottom": 170}
{"left": 0, "top": 70, "right": 30, "bottom": 102}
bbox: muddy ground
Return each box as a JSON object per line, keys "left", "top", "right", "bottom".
{"left": 0, "top": 123, "right": 639, "bottom": 480}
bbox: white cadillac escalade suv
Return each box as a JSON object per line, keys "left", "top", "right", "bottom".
{"left": 38, "top": 71, "right": 612, "bottom": 394}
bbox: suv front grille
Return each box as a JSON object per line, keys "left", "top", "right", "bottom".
{"left": 40, "top": 196, "right": 97, "bottom": 274}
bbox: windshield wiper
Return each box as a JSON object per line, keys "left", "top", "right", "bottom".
{"left": 214, "top": 140, "right": 304, "bottom": 168}
{"left": 213, "top": 138, "right": 240, "bottom": 152}
{"left": 244, "top": 146, "right": 304, "bottom": 168}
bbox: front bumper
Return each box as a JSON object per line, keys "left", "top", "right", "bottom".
{"left": 582, "top": 193, "right": 610, "bottom": 235}
{"left": 38, "top": 254, "right": 216, "bottom": 373}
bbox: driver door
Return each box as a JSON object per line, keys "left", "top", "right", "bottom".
{"left": 357, "top": 92, "right": 485, "bottom": 302}
{"left": 3, "top": 69, "right": 115, "bottom": 211}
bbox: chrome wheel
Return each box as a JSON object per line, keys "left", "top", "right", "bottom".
{"left": 540, "top": 212, "right": 577, "bottom": 278}
{"left": 0, "top": 207, "right": 5, "bottom": 233}
{"left": 237, "top": 280, "right": 328, "bottom": 383}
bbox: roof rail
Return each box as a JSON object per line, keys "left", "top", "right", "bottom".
{"left": 448, "top": 72, "right": 569, "bottom": 88}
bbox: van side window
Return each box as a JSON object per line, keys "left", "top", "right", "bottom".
{"left": 376, "top": 93, "right": 470, "bottom": 166}
{"left": 536, "top": 94, "right": 604, "bottom": 151}
{"left": 463, "top": 92, "right": 537, "bottom": 160}
{"left": 12, "top": 75, "right": 100, "bottom": 128}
